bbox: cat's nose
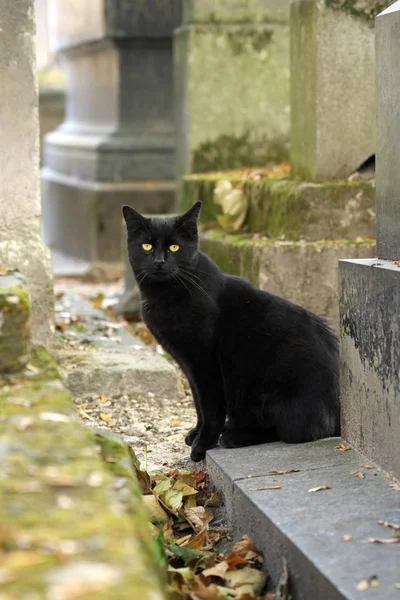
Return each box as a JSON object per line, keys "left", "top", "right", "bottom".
{"left": 154, "top": 258, "right": 165, "bottom": 269}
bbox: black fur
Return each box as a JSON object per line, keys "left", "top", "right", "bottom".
{"left": 123, "top": 202, "right": 340, "bottom": 462}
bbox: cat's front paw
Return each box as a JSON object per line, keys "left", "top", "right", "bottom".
{"left": 185, "top": 427, "right": 199, "bottom": 447}
{"left": 190, "top": 441, "right": 206, "bottom": 462}
{"left": 220, "top": 430, "right": 242, "bottom": 449}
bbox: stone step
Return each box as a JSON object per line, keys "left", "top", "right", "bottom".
{"left": 207, "top": 438, "right": 400, "bottom": 600}
{"left": 200, "top": 231, "right": 375, "bottom": 331}
{"left": 54, "top": 292, "right": 180, "bottom": 400}
{"left": 183, "top": 173, "right": 376, "bottom": 241}
{"left": 0, "top": 346, "right": 166, "bottom": 598}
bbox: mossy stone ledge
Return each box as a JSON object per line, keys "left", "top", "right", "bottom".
{"left": 183, "top": 173, "right": 376, "bottom": 241}
{"left": 0, "top": 346, "right": 166, "bottom": 599}
{"left": 0, "top": 269, "right": 31, "bottom": 373}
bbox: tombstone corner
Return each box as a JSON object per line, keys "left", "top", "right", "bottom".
{"left": 339, "top": 0, "right": 400, "bottom": 480}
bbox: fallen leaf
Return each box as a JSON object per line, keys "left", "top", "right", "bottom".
{"left": 392, "top": 260, "right": 400, "bottom": 266}
{"left": 202, "top": 560, "right": 229, "bottom": 580}
{"left": 308, "top": 485, "right": 331, "bottom": 492}
{"left": 360, "top": 464, "right": 375, "bottom": 469}
{"left": 231, "top": 536, "right": 261, "bottom": 560}
{"left": 184, "top": 507, "right": 213, "bottom": 532}
{"left": 190, "top": 581, "right": 226, "bottom": 600}
{"left": 100, "top": 413, "right": 113, "bottom": 424}
{"left": 253, "top": 486, "right": 281, "bottom": 491}
{"left": 173, "top": 480, "right": 198, "bottom": 497}
{"left": 166, "top": 543, "right": 210, "bottom": 568}
{"left": 170, "top": 418, "right": 181, "bottom": 426}
{"left": 390, "top": 483, "right": 400, "bottom": 492}
{"left": 368, "top": 537, "right": 400, "bottom": 544}
{"left": 350, "top": 470, "right": 365, "bottom": 480}
{"left": 225, "top": 566, "right": 267, "bottom": 596}
{"left": 166, "top": 433, "right": 184, "bottom": 441}
{"left": 78, "top": 408, "right": 94, "bottom": 421}
{"left": 378, "top": 520, "right": 400, "bottom": 531}
{"left": 357, "top": 576, "right": 379, "bottom": 591}
{"left": 342, "top": 535, "right": 353, "bottom": 542}
{"left": 142, "top": 495, "right": 170, "bottom": 525}
{"left": 100, "top": 395, "right": 109, "bottom": 404}
{"left": 268, "top": 469, "right": 300, "bottom": 475}
{"left": 336, "top": 442, "right": 351, "bottom": 452}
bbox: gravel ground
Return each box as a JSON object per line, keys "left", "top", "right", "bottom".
{"left": 74, "top": 389, "right": 198, "bottom": 472}
{"left": 54, "top": 278, "right": 198, "bottom": 472}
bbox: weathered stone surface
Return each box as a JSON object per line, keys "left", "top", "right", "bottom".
{"left": 62, "top": 348, "right": 180, "bottom": 400}
{"left": 43, "top": 0, "right": 178, "bottom": 273}
{"left": 0, "top": 271, "right": 32, "bottom": 374}
{"left": 340, "top": 259, "right": 400, "bottom": 480}
{"left": 201, "top": 231, "right": 375, "bottom": 330}
{"left": 183, "top": 0, "right": 290, "bottom": 23}
{"left": 207, "top": 438, "right": 400, "bottom": 600}
{"left": 0, "top": 347, "right": 166, "bottom": 598}
{"left": 0, "top": 0, "right": 54, "bottom": 343}
{"left": 183, "top": 174, "right": 376, "bottom": 240}
{"left": 175, "top": 3, "right": 290, "bottom": 187}
{"left": 290, "top": 0, "right": 376, "bottom": 180}
{"left": 376, "top": 1, "right": 400, "bottom": 260}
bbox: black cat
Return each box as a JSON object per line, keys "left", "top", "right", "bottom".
{"left": 123, "top": 202, "right": 340, "bottom": 462}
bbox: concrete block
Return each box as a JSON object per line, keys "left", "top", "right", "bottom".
{"left": 207, "top": 439, "right": 400, "bottom": 599}
{"left": 376, "top": 2, "right": 400, "bottom": 259}
{"left": 0, "top": 271, "right": 31, "bottom": 373}
{"left": 200, "top": 232, "right": 376, "bottom": 331}
{"left": 0, "top": 0, "right": 54, "bottom": 343}
{"left": 290, "top": 0, "right": 376, "bottom": 180}
{"left": 183, "top": 0, "right": 291, "bottom": 24}
{"left": 339, "top": 258, "right": 400, "bottom": 480}
{"left": 183, "top": 174, "right": 376, "bottom": 240}
{"left": 174, "top": 11, "right": 290, "bottom": 185}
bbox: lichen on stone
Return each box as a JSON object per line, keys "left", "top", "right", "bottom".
{"left": 325, "top": 0, "right": 388, "bottom": 25}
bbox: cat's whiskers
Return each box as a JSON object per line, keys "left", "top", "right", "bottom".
{"left": 178, "top": 269, "right": 215, "bottom": 303}
{"left": 173, "top": 272, "right": 195, "bottom": 298}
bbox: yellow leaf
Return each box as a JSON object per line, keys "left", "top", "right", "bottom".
{"left": 308, "top": 484, "right": 331, "bottom": 492}
{"left": 166, "top": 433, "right": 183, "bottom": 441}
{"left": 170, "top": 418, "right": 181, "bottom": 426}
{"left": 100, "top": 413, "right": 112, "bottom": 424}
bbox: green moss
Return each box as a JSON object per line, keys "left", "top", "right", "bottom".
{"left": 325, "top": 0, "right": 387, "bottom": 25}
{"left": 226, "top": 27, "right": 273, "bottom": 55}
{"left": 191, "top": 132, "right": 288, "bottom": 174}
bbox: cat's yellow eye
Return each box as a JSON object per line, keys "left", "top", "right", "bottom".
{"left": 142, "top": 243, "right": 153, "bottom": 251}
{"left": 169, "top": 245, "right": 180, "bottom": 252}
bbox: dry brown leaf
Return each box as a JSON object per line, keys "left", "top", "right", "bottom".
{"left": 336, "top": 442, "right": 351, "bottom": 452}
{"left": 360, "top": 464, "right": 375, "bottom": 469}
{"left": 268, "top": 469, "right": 300, "bottom": 475}
{"left": 253, "top": 486, "right": 281, "bottom": 491}
{"left": 225, "top": 566, "right": 268, "bottom": 596}
{"left": 186, "top": 528, "right": 209, "bottom": 551}
{"left": 100, "top": 413, "right": 113, "bottom": 424}
{"left": 184, "top": 506, "right": 213, "bottom": 532}
{"left": 392, "top": 260, "right": 400, "bottom": 266}
{"left": 378, "top": 520, "right": 400, "bottom": 531}
{"left": 231, "top": 536, "right": 261, "bottom": 560}
{"left": 390, "top": 483, "right": 400, "bottom": 492}
{"left": 202, "top": 560, "right": 229, "bottom": 580}
{"left": 191, "top": 581, "right": 226, "bottom": 600}
{"left": 357, "top": 576, "right": 379, "bottom": 591}
{"left": 350, "top": 470, "right": 365, "bottom": 480}
{"left": 342, "top": 535, "right": 353, "bottom": 542}
{"left": 368, "top": 537, "right": 400, "bottom": 544}
{"left": 308, "top": 485, "right": 331, "bottom": 492}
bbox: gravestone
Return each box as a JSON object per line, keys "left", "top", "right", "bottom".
{"left": 291, "top": 0, "right": 378, "bottom": 180}
{"left": 339, "top": 0, "right": 400, "bottom": 480}
{"left": 0, "top": 0, "right": 54, "bottom": 343}
{"left": 42, "top": 0, "right": 180, "bottom": 276}
{"left": 175, "top": 0, "right": 291, "bottom": 192}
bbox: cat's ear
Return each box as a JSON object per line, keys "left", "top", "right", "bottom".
{"left": 178, "top": 202, "right": 202, "bottom": 232}
{"left": 122, "top": 206, "right": 148, "bottom": 234}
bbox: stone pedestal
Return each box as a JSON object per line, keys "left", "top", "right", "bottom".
{"left": 42, "top": 0, "right": 180, "bottom": 275}
{"left": 291, "top": 0, "right": 376, "bottom": 180}
{"left": 339, "top": 1, "right": 400, "bottom": 480}
{"left": 175, "top": 0, "right": 291, "bottom": 194}
{"left": 0, "top": 0, "right": 54, "bottom": 344}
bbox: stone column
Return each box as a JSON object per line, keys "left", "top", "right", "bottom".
{"left": 290, "top": 0, "right": 377, "bottom": 180}
{"left": 42, "top": 0, "right": 181, "bottom": 276}
{"left": 175, "top": 0, "right": 291, "bottom": 192}
{"left": 0, "top": 0, "right": 54, "bottom": 343}
{"left": 339, "top": 1, "right": 400, "bottom": 480}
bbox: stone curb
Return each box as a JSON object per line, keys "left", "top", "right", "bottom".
{"left": 207, "top": 438, "right": 400, "bottom": 600}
